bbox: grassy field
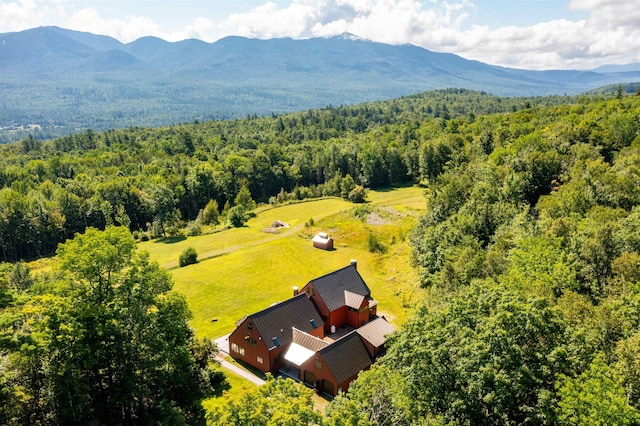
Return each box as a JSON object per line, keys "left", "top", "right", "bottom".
{"left": 140, "top": 197, "right": 354, "bottom": 269}
{"left": 138, "top": 186, "right": 426, "bottom": 339}
{"left": 24, "top": 186, "right": 426, "bottom": 415}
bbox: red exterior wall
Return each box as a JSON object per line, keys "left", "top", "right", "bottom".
{"left": 299, "top": 353, "right": 361, "bottom": 396}
{"left": 328, "top": 307, "right": 348, "bottom": 331}
{"left": 228, "top": 317, "right": 272, "bottom": 372}
{"left": 345, "top": 299, "right": 371, "bottom": 328}
{"left": 361, "top": 339, "right": 378, "bottom": 358}
{"left": 299, "top": 353, "right": 338, "bottom": 396}
{"left": 229, "top": 315, "right": 325, "bottom": 373}
{"left": 302, "top": 282, "right": 366, "bottom": 332}
{"left": 303, "top": 283, "right": 331, "bottom": 331}
{"left": 267, "top": 346, "right": 288, "bottom": 372}
{"left": 360, "top": 302, "right": 373, "bottom": 326}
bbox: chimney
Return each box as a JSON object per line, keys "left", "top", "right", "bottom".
{"left": 350, "top": 259, "right": 357, "bottom": 269}
{"left": 293, "top": 286, "right": 299, "bottom": 296}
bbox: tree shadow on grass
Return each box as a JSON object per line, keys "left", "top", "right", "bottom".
{"left": 210, "top": 376, "right": 232, "bottom": 397}
{"left": 372, "top": 182, "right": 420, "bottom": 192}
{"left": 154, "top": 235, "right": 187, "bottom": 244}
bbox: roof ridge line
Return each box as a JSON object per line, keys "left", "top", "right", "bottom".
{"left": 250, "top": 293, "right": 307, "bottom": 317}
{"left": 308, "top": 263, "right": 355, "bottom": 282}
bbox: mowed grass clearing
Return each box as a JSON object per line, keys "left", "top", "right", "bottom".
{"left": 139, "top": 186, "right": 426, "bottom": 340}
{"left": 139, "top": 197, "right": 352, "bottom": 269}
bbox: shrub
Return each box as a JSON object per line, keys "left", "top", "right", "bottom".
{"left": 202, "top": 199, "right": 220, "bottom": 225}
{"left": 367, "top": 233, "right": 387, "bottom": 254}
{"left": 352, "top": 205, "right": 372, "bottom": 220}
{"left": 186, "top": 221, "right": 202, "bottom": 236}
{"left": 348, "top": 185, "right": 367, "bottom": 203}
{"left": 227, "top": 206, "right": 247, "bottom": 227}
{"left": 179, "top": 247, "right": 198, "bottom": 267}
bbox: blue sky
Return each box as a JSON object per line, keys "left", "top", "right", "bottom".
{"left": 1, "top": 0, "right": 638, "bottom": 70}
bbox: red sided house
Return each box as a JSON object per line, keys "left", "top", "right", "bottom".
{"left": 300, "top": 261, "right": 377, "bottom": 333}
{"left": 228, "top": 262, "right": 394, "bottom": 397}
{"left": 228, "top": 294, "right": 324, "bottom": 373}
{"left": 297, "top": 330, "right": 372, "bottom": 396}
{"left": 355, "top": 316, "right": 396, "bottom": 358}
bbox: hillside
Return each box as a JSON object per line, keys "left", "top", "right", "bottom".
{"left": 2, "top": 26, "right": 640, "bottom": 142}
{"left": 2, "top": 90, "right": 640, "bottom": 423}
{"left": 0, "top": 88, "right": 577, "bottom": 262}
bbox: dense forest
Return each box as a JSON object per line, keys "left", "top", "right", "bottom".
{"left": 0, "top": 89, "right": 574, "bottom": 262}
{"left": 2, "top": 88, "right": 640, "bottom": 424}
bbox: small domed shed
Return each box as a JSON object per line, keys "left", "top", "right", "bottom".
{"left": 312, "top": 232, "right": 333, "bottom": 250}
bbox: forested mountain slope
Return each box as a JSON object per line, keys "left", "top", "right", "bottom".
{"left": 0, "top": 89, "right": 573, "bottom": 261}
{"left": 2, "top": 26, "right": 640, "bottom": 142}
{"left": 2, "top": 89, "right": 640, "bottom": 424}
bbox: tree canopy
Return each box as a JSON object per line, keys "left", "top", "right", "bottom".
{"left": 2, "top": 89, "right": 640, "bottom": 424}
{"left": 0, "top": 226, "right": 223, "bottom": 425}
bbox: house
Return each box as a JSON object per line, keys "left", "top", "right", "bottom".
{"left": 300, "top": 260, "right": 377, "bottom": 332}
{"left": 281, "top": 316, "right": 396, "bottom": 396}
{"left": 298, "top": 330, "right": 373, "bottom": 396}
{"left": 228, "top": 262, "right": 393, "bottom": 397}
{"left": 283, "top": 327, "right": 330, "bottom": 375}
{"left": 228, "top": 294, "right": 324, "bottom": 373}
{"left": 355, "top": 316, "right": 396, "bottom": 358}
{"left": 312, "top": 232, "right": 334, "bottom": 250}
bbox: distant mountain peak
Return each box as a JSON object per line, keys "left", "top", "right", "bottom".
{"left": 327, "top": 32, "right": 365, "bottom": 42}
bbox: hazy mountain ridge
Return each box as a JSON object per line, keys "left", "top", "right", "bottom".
{"left": 1, "top": 26, "right": 639, "bottom": 142}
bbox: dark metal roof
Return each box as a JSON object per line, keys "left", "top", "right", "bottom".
{"left": 355, "top": 317, "right": 396, "bottom": 348}
{"left": 249, "top": 294, "right": 325, "bottom": 351}
{"left": 309, "top": 264, "right": 371, "bottom": 312}
{"left": 319, "top": 331, "right": 372, "bottom": 384}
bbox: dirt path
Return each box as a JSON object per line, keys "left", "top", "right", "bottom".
{"left": 216, "top": 355, "right": 266, "bottom": 386}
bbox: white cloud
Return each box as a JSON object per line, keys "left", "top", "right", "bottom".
{"left": 66, "top": 8, "right": 164, "bottom": 42}
{"left": 0, "top": 0, "right": 66, "bottom": 32}
{"left": 222, "top": 0, "right": 640, "bottom": 69}
{"left": 0, "top": 0, "right": 221, "bottom": 43}
{"left": 1, "top": 0, "right": 639, "bottom": 69}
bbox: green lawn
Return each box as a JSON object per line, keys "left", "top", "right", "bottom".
{"left": 139, "top": 186, "right": 425, "bottom": 340}
{"left": 26, "top": 186, "right": 424, "bottom": 415}
{"left": 142, "top": 186, "right": 426, "bottom": 414}
{"left": 139, "top": 197, "right": 352, "bottom": 269}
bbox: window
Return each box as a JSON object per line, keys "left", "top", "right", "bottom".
{"left": 231, "top": 343, "right": 245, "bottom": 356}
{"left": 272, "top": 337, "right": 281, "bottom": 347}
{"left": 257, "top": 356, "right": 263, "bottom": 364}
{"left": 310, "top": 319, "right": 318, "bottom": 329}
{"left": 247, "top": 322, "right": 253, "bottom": 331}
{"left": 315, "top": 360, "right": 322, "bottom": 369}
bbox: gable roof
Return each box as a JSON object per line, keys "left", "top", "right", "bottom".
{"left": 284, "top": 328, "right": 330, "bottom": 366}
{"left": 308, "top": 264, "right": 371, "bottom": 312}
{"left": 318, "top": 331, "right": 372, "bottom": 384}
{"left": 249, "top": 294, "right": 324, "bottom": 351}
{"left": 355, "top": 317, "right": 396, "bottom": 348}
{"left": 292, "top": 328, "right": 330, "bottom": 352}
{"left": 344, "top": 290, "right": 365, "bottom": 309}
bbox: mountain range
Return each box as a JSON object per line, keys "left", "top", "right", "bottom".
{"left": 1, "top": 26, "right": 639, "bottom": 141}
